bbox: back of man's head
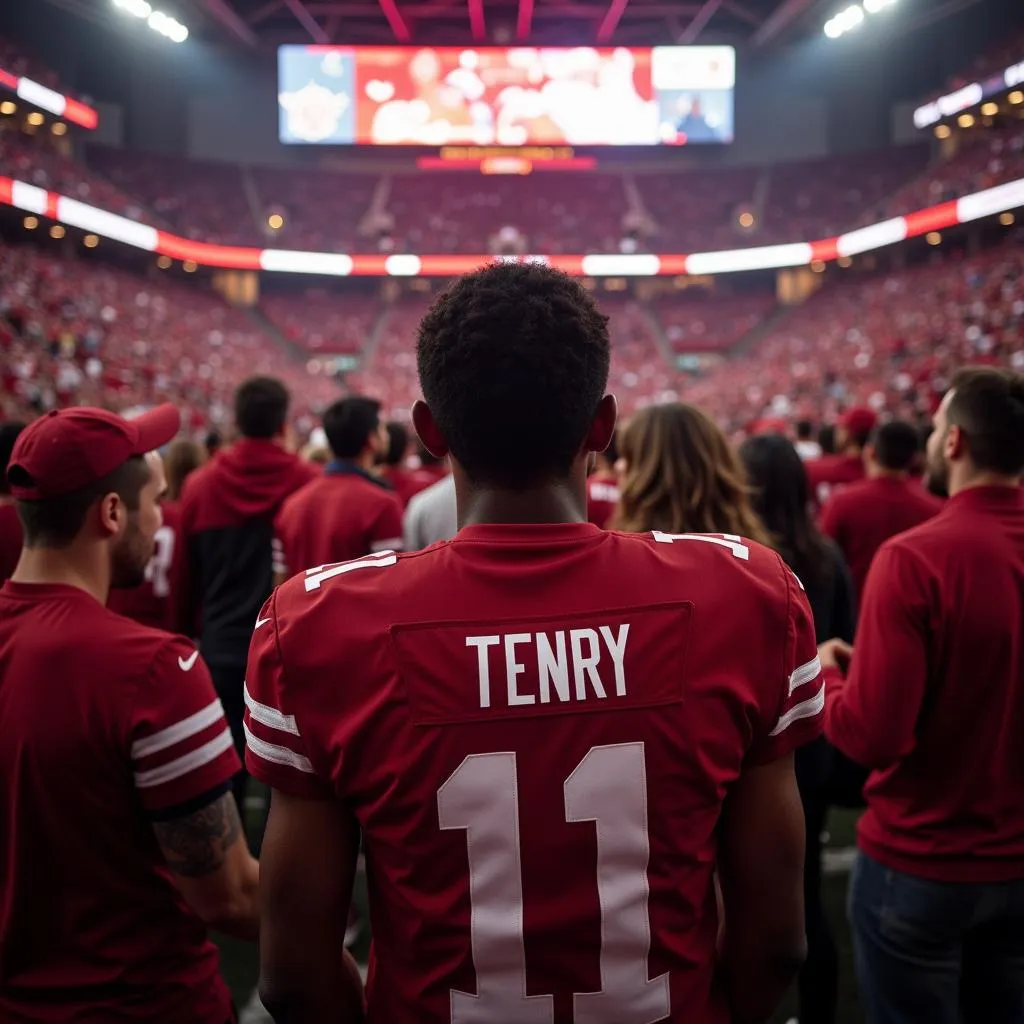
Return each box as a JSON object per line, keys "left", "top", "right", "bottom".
{"left": 870, "top": 421, "right": 921, "bottom": 474}
{"left": 323, "top": 396, "right": 382, "bottom": 460}
{"left": 235, "top": 377, "right": 290, "bottom": 439}
{"left": 795, "top": 419, "right": 814, "bottom": 442}
{"left": 417, "top": 263, "right": 610, "bottom": 487}
{"left": 948, "top": 367, "right": 1024, "bottom": 477}
{"left": 0, "top": 423, "right": 27, "bottom": 496}
{"left": 384, "top": 421, "right": 408, "bottom": 468}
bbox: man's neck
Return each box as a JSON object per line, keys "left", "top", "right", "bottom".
{"left": 457, "top": 479, "right": 588, "bottom": 528}
{"left": 11, "top": 549, "right": 108, "bottom": 605}
{"left": 949, "top": 471, "right": 1023, "bottom": 498}
{"left": 867, "top": 466, "right": 907, "bottom": 481}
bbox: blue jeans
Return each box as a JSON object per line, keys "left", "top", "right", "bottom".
{"left": 849, "top": 850, "right": 1024, "bottom": 1024}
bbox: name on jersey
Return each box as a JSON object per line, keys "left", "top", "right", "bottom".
{"left": 466, "top": 626, "right": 629, "bottom": 709}
{"left": 391, "top": 603, "right": 692, "bottom": 726}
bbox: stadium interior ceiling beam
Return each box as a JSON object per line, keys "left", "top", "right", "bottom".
{"left": 468, "top": 0, "right": 486, "bottom": 41}
{"left": 302, "top": 3, "right": 701, "bottom": 17}
{"left": 376, "top": 0, "right": 412, "bottom": 40}
{"left": 202, "top": 0, "right": 259, "bottom": 44}
{"left": 751, "top": 0, "right": 818, "bottom": 46}
{"left": 283, "top": 0, "right": 329, "bottom": 41}
{"left": 517, "top": 0, "right": 534, "bottom": 38}
{"left": 596, "top": 0, "right": 631, "bottom": 41}
{"left": 678, "top": 0, "right": 725, "bottom": 42}
{"left": 723, "top": 0, "right": 762, "bottom": 25}
{"left": 245, "top": 0, "right": 284, "bottom": 24}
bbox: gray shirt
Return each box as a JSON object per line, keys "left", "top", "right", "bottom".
{"left": 403, "top": 474, "right": 457, "bottom": 551}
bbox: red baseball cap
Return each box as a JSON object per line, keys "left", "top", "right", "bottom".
{"left": 7, "top": 404, "right": 180, "bottom": 500}
{"left": 837, "top": 406, "right": 878, "bottom": 437}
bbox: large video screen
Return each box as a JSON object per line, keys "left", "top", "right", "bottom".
{"left": 278, "top": 46, "right": 735, "bottom": 146}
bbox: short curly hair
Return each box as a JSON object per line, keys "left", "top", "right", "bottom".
{"left": 417, "top": 263, "right": 610, "bottom": 487}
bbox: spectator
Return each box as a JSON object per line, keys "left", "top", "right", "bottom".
{"left": 273, "top": 396, "right": 403, "bottom": 584}
{"left": 820, "top": 421, "right": 942, "bottom": 605}
{"left": 378, "top": 420, "right": 418, "bottom": 506}
{"left": 165, "top": 438, "right": 205, "bottom": 501}
{"left": 740, "top": 433, "right": 857, "bottom": 1024}
{"left": 0, "top": 405, "right": 258, "bottom": 1021}
{"left": 611, "top": 402, "right": 772, "bottom": 544}
{"left": 586, "top": 431, "right": 620, "bottom": 529}
{"left": 795, "top": 419, "right": 822, "bottom": 461}
{"left": 806, "top": 407, "right": 877, "bottom": 510}
{"left": 821, "top": 367, "right": 1024, "bottom": 1024}
{"left": 402, "top": 472, "right": 457, "bottom": 551}
{"left": 180, "top": 377, "right": 317, "bottom": 801}
{"left": 204, "top": 430, "right": 223, "bottom": 458}
{"left": 0, "top": 422, "right": 26, "bottom": 581}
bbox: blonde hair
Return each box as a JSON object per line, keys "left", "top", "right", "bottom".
{"left": 163, "top": 439, "right": 204, "bottom": 502}
{"left": 611, "top": 402, "right": 771, "bottom": 545}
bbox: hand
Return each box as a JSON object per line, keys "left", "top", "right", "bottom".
{"left": 818, "top": 638, "right": 853, "bottom": 672}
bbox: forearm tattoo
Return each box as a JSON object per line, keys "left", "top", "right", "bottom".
{"left": 153, "top": 792, "right": 243, "bottom": 877}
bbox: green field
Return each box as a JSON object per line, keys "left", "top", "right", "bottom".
{"left": 223, "top": 796, "right": 865, "bottom": 1024}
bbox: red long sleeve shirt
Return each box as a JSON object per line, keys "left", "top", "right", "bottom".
{"left": 824, "top": 485, "right": 1024, "bottom": 882}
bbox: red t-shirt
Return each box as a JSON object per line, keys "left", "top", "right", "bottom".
{"left": 806, "top": 454, "right": 865, "bottom": 509}
{"left": 587, "top": 472, "right": 620, "bottom": 529}
{"left": 273, "top": 468, "right": 405, "bottom": 579}
{"left": 245, "top": 525, "right": 822, "bottom": 1023}
{"left": 0, "top": 503, "right": 22, "bottom": 582}
{"left": 108, "top": 501, "right": 186, "bottom": 632}
{"left": 820, "top": 477, "right": 942, "bottom": 604}
{"left": 0, "top": 582, "right": 241, "bottom": 1021}
{"left": 825, "top": 486, "right": 1024, "bottom": 882}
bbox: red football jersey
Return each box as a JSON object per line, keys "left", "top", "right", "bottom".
{"left": 0, "top": 581, "right": 241, "bottom": 1022}
{"left": 273, "top": 468, "right": 404, "bottom": 578}
{"left": 108, "top": 501, "right": 186, "bottom": 632}
{"left": 806, "top": 454, "right": 865, "bottom": 510}
{"left": 587, "top": 472, "right": 620, "bottom": 529}
{"left": 0, "top": 503, "right": 22, "bottom": 582}
{"left": 245, "top": 524, "right": 823, "bottom": 1024}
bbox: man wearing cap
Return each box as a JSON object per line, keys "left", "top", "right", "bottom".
{"left": 806, "top": 406, "right": 878, "bottom": 510}
{"left": 0, "top": 405, "right": 259, "bottom": 1023}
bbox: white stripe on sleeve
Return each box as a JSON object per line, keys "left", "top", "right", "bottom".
{"left": 134, "top": 727, "right": 234, "bottom": 788}
{"left": 244, "top": 723, "right": 314, "bottom": 773}
{"left": 130, "top": 699, "right": 226, "bottom": 760}
{"left": 769, "top": 684, "right": 826, "bottom": 737}
{"left": 788, "top": 655, "right": 822, "bottom": 695}
{"left": 244, "top": 683, "right": 300, "bottom": 736}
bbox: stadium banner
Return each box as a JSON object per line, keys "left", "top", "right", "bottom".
{"left": 913, "top": 55, "right": 1024, "bottom": 129}
{"left": 1, "top": 175, "right": 1021, "bottom": 277}
{"left": 0, "top": 66, "right": 99, "bottom": 130}
{"left": 277, "top": 45, "right": 735, "bottom": 146}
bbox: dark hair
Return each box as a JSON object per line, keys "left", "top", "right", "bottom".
{"left": 818, "top": 424, "right": 836, "bottom": 456}
{"left": 234, "top": 376, "right": 290, "bottom": 439}
{"left": 0, "top": 422, "right": 27, "bottom": 496}
{"left": 417, "top": 263, "right": 610, "bottom": 487}
{"left": 796, "top": 419, "right": 815, "bottom": 441}
{"left": 204, "top": 430, "right": 222, "bottom": 456}
{"left": 16, "top": 456, "right": 150, "bottom": 549}
{"left": 384, "top": 421, "right": 408, "bottom": 467}
{"left": 871, "top": 420, "right": 921, "bottom": 473}
{"left": 164, "top": 438, "right": 204, "bottom": 501}
{"left": 322, "top": 396, "right": 382, "bottom": 460}
{"left": 739, "top": 434, "right": 834, "bottom": 590}
{"left": 947, "top": 367, "right": 1024, "bottom": 476}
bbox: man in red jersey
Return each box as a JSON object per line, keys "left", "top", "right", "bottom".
{"left": 0, "top": 421, "right": 26, "bottom": 581}
{"left": 820, "top": 420, "right": 941, "bottom": 605}
{"left": 246, "top": 264, "right": 822, "bottom": 1024}
{"left": 586, "top": 432, "right": 620, "bottom": 528}
{"left": 806, "top": 406, "right": 877, "bottom": 509}
{"left": 181, "top": 377, "right": 317, "bottom": 791}
{"left": 0, "top": 405, "right": 259, "bottom": 1023}
{"left": 378, "top": 421, "right": 419, "bottom": 507}
{"left": 820, "top": 367, "right": 1024, "bottom": 1024}
{"left": 273, "top": 396, "right": 403, "bottom": 585}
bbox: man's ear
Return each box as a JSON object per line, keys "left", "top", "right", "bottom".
{"left": 584, "top": 394, "right": 618, "bottom": 456}
{"left": 97, "top": 492, "right": 124, "bottom": 539}
{"left": 412, "top": 400, "right": 450, "bottom": 460}
{"left": 945, "top": 424, "right": 965, "bottom": 461}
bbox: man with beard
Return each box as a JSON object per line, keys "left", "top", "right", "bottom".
{"left": 0, "top": 405, "right": 259, "bottom": 1023}
{"left": 819, "top": 367, "right": 1024, "bottom": 1024}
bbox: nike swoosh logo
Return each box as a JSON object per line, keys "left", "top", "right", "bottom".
{"left": 178, "top": 650, "right": 200, "bottom": 672}
{"left": 255, "top": 617, "right": 271, "bottom": 630}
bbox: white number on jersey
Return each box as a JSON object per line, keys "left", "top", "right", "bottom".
{"left": 144, "top": 525, "right": 176, "bottom": 598}
{"left": 652, "top": 531, "right": 750, "bottom": 560}
{"left": 303, "top": 551, "right": 397, "bottom": 592}
{"left": 438, "top": 744, "right": 670, "bottom": 1024}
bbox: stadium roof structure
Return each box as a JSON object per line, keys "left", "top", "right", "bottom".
{"left": 146, "top": 0, "right": 833, "bottom": 48}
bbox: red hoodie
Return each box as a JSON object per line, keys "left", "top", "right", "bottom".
{"left": 179, "top": 439, "right": 317, "bottom": 666}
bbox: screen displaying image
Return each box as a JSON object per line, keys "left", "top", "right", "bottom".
{"left": 278, "top": 45, "right": 735, "bottom": 146}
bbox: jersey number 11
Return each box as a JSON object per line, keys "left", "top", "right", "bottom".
{"left": 438, "top": 742, "right": 671, "bottom": 1023}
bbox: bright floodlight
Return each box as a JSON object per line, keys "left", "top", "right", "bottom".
{"left": 824, "top": 17, "right": 842, "bottom": 37}
{"left": 864, "top": 0, "right": 896, "bottom": 12}
{"left": 113, "top": 0, "right": 153, "bottom": 17}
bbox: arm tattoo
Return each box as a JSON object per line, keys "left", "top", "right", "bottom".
{"left": 153, "top": 792, "right": 243, "bottom": 878}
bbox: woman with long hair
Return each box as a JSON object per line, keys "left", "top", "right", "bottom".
{"left": 739, "top": 433, "right": 856, "bottom": 1024}
{"left": 612, "top": 402, "right": 772, "bottom": 545}
{"left": 163, "top": 438, "right": 205, "bottom": 502}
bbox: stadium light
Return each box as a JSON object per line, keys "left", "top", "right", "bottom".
{"left": 824, "top": 5, "right": 864, "bottom": 39}
{"left": 863, "top": 0, "right": 897, "bottom": 13}
{"left": 113, "top": 0, "right": 188, "bottom": 42}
